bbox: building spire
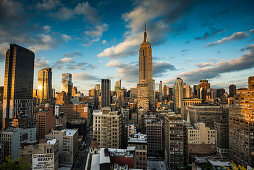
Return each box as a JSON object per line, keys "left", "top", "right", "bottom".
{"left": 144, "top": 21, "right": 147, "bottom": 42}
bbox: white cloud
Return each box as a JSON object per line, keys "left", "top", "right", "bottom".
{"left": 73, "top": 72, "right": 99, "bottom": 81}
{"left": 206, "top": 32, "right": 250, "bottom": 47}
{"left": 53, "top": 1, "right": 100, "bottom": 24}
{"left": 106, "top": 59, "right": 123, "bottom": 67}
{"left": 35, "top": 57, "right": 49, "bottom": 69}
{"left": 28, "top": 34, "right": 56, "bottom": 52}
{"left": 43, "top": 25, "right": 51, "bottom": 32}
{"left": 36, "top": 0, "right": 60, "bottom": 10}
{"left": 97, "top": 0, "right": 192, "bottom": 58}
{"left": 102, "top": 40, "right": 106, "bottom": 44}
{"left": 62, "top": 34, "right": 72, "bottom": 41}
{"left": 168, "top": 44, "right": 254, "bottom": 84}
{"left": 60, "top": 57, "right": 72, "bottom": 63}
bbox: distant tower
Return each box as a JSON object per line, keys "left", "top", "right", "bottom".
{"left": 159, "top": 81, "right": 162, "bottom": 94}
{"left": 3, "top": 43, "right": 35, "bottom": 129}
{"left": 174, "top": 78, "right": 184, "bottom": 113}
{"left": 137, "top": 22, "right": 155, "bottom": 110}
{"left": 37, "top": 68, "right": 52, "bottom": 102}
{"left": 248, "top": 76, "right": 254, "bottom": 89}
{"left": 229, "top": 85, "right": 236, "bottom": 97}
{"left": 62, "top": 73, "right": 72, "bottom": 96}
{"left": 101, "top": 79, "right": 111, "bottom": 107}
{"left": 115, "top": 80, "right": 121, "bottom": 92}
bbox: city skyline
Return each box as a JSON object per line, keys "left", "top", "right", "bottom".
{"left": 0, "top": 0, "right": 254, "bottom": 94}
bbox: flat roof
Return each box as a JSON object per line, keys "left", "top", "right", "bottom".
{"left": 99, "top": 148, "right": 110, "bottom": 164}
{"left": 63, "top": 129, "right": 77, "bottom": 136}
{"left": 91, "top": 154, "right": 100, "bottom": 170}
{"left": 208, "top": 160, "right": 231, "bottom": 167}
{"left": 148, "top": 161, "right": 166, "bottom": 170}
{"left": 47, "top": 139, "right": 56, "bottom": 145}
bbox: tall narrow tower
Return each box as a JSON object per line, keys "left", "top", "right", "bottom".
{"left": 37, "top": 68, "right": 52, "bottom": 102}
{"left": 137, "top": 23, "right": 155, "bottom": 110}
{"left": 139, "top": 23, "right": 153, "bottom": 83}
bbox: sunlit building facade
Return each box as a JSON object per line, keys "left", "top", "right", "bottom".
{"left": 229, "top": 76, "right": 254, "bottom": 167}
{"left": 138, "top": 24, "right": 154, "bottom": 110}
{"left": 2, "top": 43, "right": 34, "bottom": 129}
{"left": 37, "top": 68, "right": 52, "bottom": 102}
{"left": 62, "top": 73, "right": 72, "bottom": 95}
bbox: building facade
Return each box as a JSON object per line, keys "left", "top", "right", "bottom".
{"left": 164, "top": 113, "right": 186, "bottom": 169}
{"left": 62, "top": 73, "right": 72, "bottom": 95}
{"left": 101, "top": 79, "right": 111, "bottom": 107}
{"left": 46, "top": 129, "right": 78, "bottom": 166}
{"left": 174, "top": 78, "right": 184, "bottom": 113}
{"left": 37, "top": 68, "right": 52, "bottom": 102}
{"left": 128, "top": 133, "right": 148, "bottom": 170}
{"left": 138, "top": 24, "right": 154, "bottom": 111}
{"left": 3, "top": 43, "right": 34, "bottom": 129}
{"left": 187, "top": 123, "right": 217, "bottom": 163}
{"left": 93, "top": 108, "right": 123, "bottom": 148}
{"left": 145, "top": 119, "right": 164, "bottom": 158}
{"left": 229, "top": 76, "right": 254, "bottom": 167}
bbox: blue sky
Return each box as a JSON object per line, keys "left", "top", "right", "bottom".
{"left": 0, "top": 0, "right": 254, "bottom": 94}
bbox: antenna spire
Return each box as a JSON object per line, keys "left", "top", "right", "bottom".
{"left": 144, "top": 20, "right": 147, "bottom": 42}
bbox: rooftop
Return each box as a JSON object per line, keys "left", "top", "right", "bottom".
{"left": 148, "top": 161, "right": 166, "bottom": 170}
{"left": 108, "top": 147, "right": 135, "bottom": 158}
{"left": 208, "top": 160, "right": 231, "bottom": 167}
{"left": 128, "top": 133, "right": 147, "bottom": 143}
{"left": 47, "top": 139, "right": 57, "bottom": 145}
{"left": 61, "top": 129, "right": 77, "bottom": 136}
{"left": 99, "top": 148, "right": 110, "bottom": 164}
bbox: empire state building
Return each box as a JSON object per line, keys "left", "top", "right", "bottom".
{"left": 139, "top": 24, "right": 153, "bottom": 83}
{"left": 137, "top": 24, "right": 155, "bottom": 111}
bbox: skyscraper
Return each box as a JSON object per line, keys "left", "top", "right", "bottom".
{"left": 248, "top": 76, "right": 254, "bottom": 90}
{"left": 115, "top": 80, "right": 121, "bottom": 92}
{"left": 198, "top": 79, "right": 211, "bottom": 103}
{"left": 159, "top": 81, "right": 162, "bottom": 94}
{"left": 229, "top": 84, "right": 236, "bottom": 97}
{"left": 174, "top": 77, "right": 184, "bottom": 113}
{"left": 229, "top": 77, "right": 254, "bottom": 167}
{"left": 3, "top": 43, "right": 35, "bottom": 129}
{"left": 183, "top": 83, "right": 192, "bottom": 98}
{"left": 165, "top": 113, "right": 186, "bottom": 169}
{"left": 101, "top": 79, "right": 111, "bottom": 107}
{"left": 37, "top": 68, "right": 52, "bottom": 102}
{"left": 62, "top": 73, "right": 72, "bottom": 95}
{"left": 137, "top": 23, "right": 154, "bottom": 110}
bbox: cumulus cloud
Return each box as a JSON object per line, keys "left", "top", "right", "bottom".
{"left": 53, "top": 2, "right": 100, "bottom": 23}
{"left": 206, "top": 32, "right": 250, "bottom": 47}
{"left": 172, "top": 44, "right": 254, "bottom": 83}
{"left": 64, "top": 51, "right": 83, "bottom": 58}
{"left": 53, "top": 2, "right": 107, "bottom": 46}
{"left": 62, "top": 34, "right": 72, "bottom": 41}
{"left": 35, "top": 57, "right": 50, "bottom": 69}
{"left": 83, "top": 23, "right": 108, "bottom": 46}
{"left": 98, "top": 0, "right": 194, "bottom": 58}
{"left": 53, "top": 56, "right": 94, "bottom": 70}
{"left": 195, "top": 28, "right": 224, "bottom": 40}
{"left": 67, "top": 62, "right": 95, "bottom": 70}
{"left": 73, "top": 73, "right": 99, "bottom": 81}
{"left": 196, "top": 62, "right": 215, "bottom": 68}
{"left": 60, "top": 57, "right": 73, "bottom": 63}
{"left": 0, "top": 0, "right": 65, "bottom": 56}
{"left": 36, "top": 0, "right": 60, "bottom": 10}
